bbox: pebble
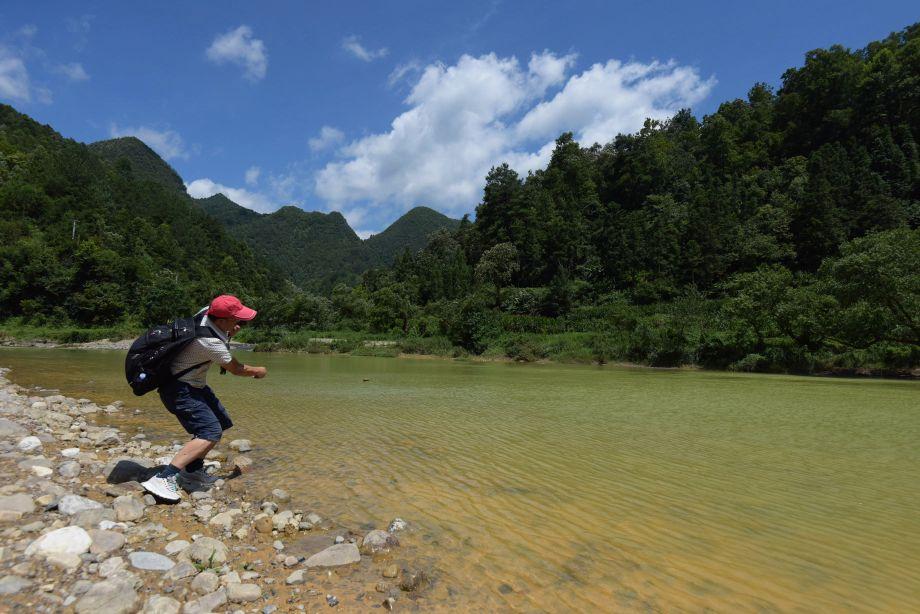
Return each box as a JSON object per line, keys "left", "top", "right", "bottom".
{"left": 273, "top": 540, "right": 284, "bottom": 551}
{"left": 139, "top": 594, "right": 181, "bottom": 614}
{"left": 0, "top": 574, "right": 33, "bottom": 595}
{"left": 271, "top": 488, "right": 289, "bottom": 502}
{"left": 58, "top": 460, "right": 82, "bottom": 477}
{"left": 388, "top": 518, "right": 408, "bottom": 532}
{"left": 383, "top": 564, "right": 399, "bottom": 578}
{"left": 164, "top": 539, "right": 190, "bottom": 554}
{"left": 113, "top": 495, "right": 145, "bottom": 521}
{"left": 229, "top": 439, "right": 252, "bottom": 452}
{"left": 285, "top": 569, "right": 306, "bottom": 585}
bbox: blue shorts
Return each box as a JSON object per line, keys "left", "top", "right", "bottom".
{"left": 158, "top": 380, "right": 233, "bottom": 442}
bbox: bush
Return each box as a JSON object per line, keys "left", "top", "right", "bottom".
{"left": 501, "top": 334, "right": 547, "bottom": 362}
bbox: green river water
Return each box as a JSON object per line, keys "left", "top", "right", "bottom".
{"left": 0, "top": 348, "right": 918, "bottom": 612}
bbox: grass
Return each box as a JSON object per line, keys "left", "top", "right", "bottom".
{"left": 0, "top": 320, "right": 140, "bottom": 344}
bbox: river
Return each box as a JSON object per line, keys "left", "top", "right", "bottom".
{"left": 0, "top": 348, "right": 917, "bottom": 612}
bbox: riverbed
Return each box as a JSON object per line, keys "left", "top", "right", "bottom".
{"left": 1, "top": 347, "right": 917, "bottom": 612}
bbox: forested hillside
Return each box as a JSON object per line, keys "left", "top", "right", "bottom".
{"left": 0, "top": 106, "right": 283, "bottom": 327}
{"left": 366, "top": 206, "right": 462, "bottom": 263}
{"left": 254, "top": 23, "right": 918, "bottom": 373}
{"left": 90, "top": 137, "right": 188, "bottom": 196}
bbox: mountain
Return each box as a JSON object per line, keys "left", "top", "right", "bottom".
{"left": 0, "top": 104, "right": 283, "bottom": 326}
{"left": 197, "top": 197, "right": 461, "bottom": 291}
{"left": 200, "top": 202, "right": 373, "bottom": 290}
{"left": 89, "top": 137, "right": 187, "bottom": 195}
{"left": 366, "top": 206, "right": 461, "bottom": 263}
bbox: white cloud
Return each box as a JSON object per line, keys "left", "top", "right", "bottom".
{"left": 314, "top": 51, "right": 713, "bottom": 216}
{"left": 308, "top": 125, "right": 344, "bottom": 152}
{"left": 206, "top": 25, "right": 267, "bottom": 81}
{"left": 186, "top": 178, "right": 277, "bottom": 213}
{"left": 388, "top": 60, "right": 422, "bottom": 88}
{"left": 342, "top": 35, "right": 388, "bottom": 62}
{"left": 109, "top": 123, "right": 189, "bottom": 161}
{"left": 55, "top": 62, "right": 89, "bottom": 82}
{"left": 0, "top": 52, "right": 31, "bottom": 102}
{"left": 245, "top": 166, "right": 261, "bottom": 186}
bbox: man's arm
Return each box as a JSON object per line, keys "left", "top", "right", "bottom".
{"left": 223, "top": 357, "right": 267, "bottom": 378}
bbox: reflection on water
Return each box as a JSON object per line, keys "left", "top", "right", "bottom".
{"left": 1, "top": 348, "right": 918, "bottom": 612}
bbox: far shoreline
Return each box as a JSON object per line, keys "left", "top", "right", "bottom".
{"left": 1, "top": 333, "right": 917, "bottom": 381}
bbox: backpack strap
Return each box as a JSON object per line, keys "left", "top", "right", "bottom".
{"left": 173, "top": 361, "right": 211, "bottom": 380}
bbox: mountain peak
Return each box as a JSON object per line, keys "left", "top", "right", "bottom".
{"left": 89, "top": 136, "right": 187, "bottom": 195}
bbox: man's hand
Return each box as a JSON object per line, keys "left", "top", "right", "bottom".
{"left": 225, "top": 358, "right": 268, "bottom": 379}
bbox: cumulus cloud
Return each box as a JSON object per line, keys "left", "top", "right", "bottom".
{"left": 0, "top": 52, "right": 31, "bottom": 102}
{"left": 245, "top": 166, "right": 261, "bottom": 186}
{"left": 314, "top": 51, "right": 713, "bottom": 216}
{"left": 342, "top": 35, "right": 388, "bottom": 62}
{"left": 308, "top": 125, "right": 344, "bottom": 152}
{"left": 186, "top": 178, "right": 276, "bottom": 213}
{"left": 109, "top": 123, "right": 189, "bottom": 161}
{"left": 55, "top": 62, "right": 89, "bottom": 81}
{"left": 206, "top": 25, "right": 267, "bottom": 81}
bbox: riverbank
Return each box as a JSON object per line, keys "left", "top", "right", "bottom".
{"left": 0, "top": 365, "right": 433, "bottom": 612}
{"left": 2, "top": 329, "right": 917, "bottom": 379}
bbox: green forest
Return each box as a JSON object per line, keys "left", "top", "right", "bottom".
{"left": 1, "top": 24, "right": 918, "bottom": 375}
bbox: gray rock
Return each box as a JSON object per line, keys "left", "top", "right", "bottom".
{"left": 271, "top": 510, "right": 295, "bottom": 531}
{"left": 271, "top": 488, "right": 289, "bottom": 502}
{"left": 58, "top": 460, "right": 82, "bottom": 478}
{"left": 388, "top": 518, "right": 408, "bottom": 532}
{"left": 25, "top": 525, "right": 92, "bottom": 556}
{"left": 361, "top": 530, "right": 399, "bottom": 554}
{"left": 89, "top": 529, "right": 126, "bottom": 555}
{"left": 0, "top": 493, "right": 35, "bottom": 519}
{"left": 0, "top": 418, "right": 28, "bottom": 437}
{"left": 113, "top": 495, "right": 145, "bottom": 521}
{"left": 164, "top": 539, "right": 190, "bottom": 555}
{"left": 17, "top": 435, "right": 42, "bottom": 452}
{"left": 0, "top": 574, "right": 32, "bottom": 595}
{"left": 229, "top": 439, "right": 252, "bottom": 452}
{"left": 186, "top": 537, "right": 228, "bottom": 566}
{"left": 227, "top": 583, "right": 261, "bottom": 603}
{"left": 305, "top": 512, "right": 322, "bottom": 525}
{"left": 191, "top": 570, "right": 219, "bottom": 595}
{"left": 71, "top": 507, "right": 115, "bottom": 529}
{"left": 98, "top": 556, "right": 126, "bottom": 578}
{"left": 285, "top": 569, "right": 306, "bottom": 585}
{"left": 46, "top": 551, "right": 83, "bottom": 570}
{"left": 75, "top": 577, "right": 138, "bottom": 614}
{"left": 140, "top": 594, "right": 182, "bottom": 614}
{"left": 208, "top": 509, "right": 242, "bottom": 530}
{"left": 17, "top": 456, "right": 52, "bottom": 470}
{"left": 58, "top": 494, "right": 104, "bottom": 515}
{"left": 128, "top": 551, "right": 175, "bottom": 571}
{"left": 182, "top": 588, "right": 227, "bottom": 614}
{"left": 163, "top": 560, "right": 197, "bottom": 582}
{"left": 304, "top": 543, "right": 361, "bottom": 567}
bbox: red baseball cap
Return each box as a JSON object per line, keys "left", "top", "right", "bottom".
{"left": 207, "top": 295, "right": 258, "bottom": 321}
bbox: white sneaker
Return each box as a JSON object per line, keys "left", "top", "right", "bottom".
{"left": 141, "top": 474, "right": 182, "bottom": 501}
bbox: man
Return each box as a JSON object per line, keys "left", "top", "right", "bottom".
{"left": 141, "top": 295, "right": 267, "bottom": 501}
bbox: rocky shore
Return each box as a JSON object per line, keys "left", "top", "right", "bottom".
{"left": 0, "top": 366, "right": 430, "bottom": 613}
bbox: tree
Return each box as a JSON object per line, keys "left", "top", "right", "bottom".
{"left": 475, "top": 242, "right": 519, "bottom": 307}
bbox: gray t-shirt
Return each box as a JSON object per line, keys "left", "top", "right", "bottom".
{"left": 170, "top": 313, "right": 232, "bottom": 388}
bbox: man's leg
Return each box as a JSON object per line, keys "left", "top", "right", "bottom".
{"left": 170, "top": 438, "right": 216, "bottom": 470}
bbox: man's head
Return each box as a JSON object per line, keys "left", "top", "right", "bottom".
{"left": 207, "top": 295, "right": 257, "bottom": 338}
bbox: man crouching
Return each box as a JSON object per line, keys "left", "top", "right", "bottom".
{"left": 141, "top": 294, "right": 267, "bottom": 501}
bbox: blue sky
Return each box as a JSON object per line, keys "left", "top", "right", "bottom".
{"left": 1, "top": 1, "right": 916, "bottom": 236}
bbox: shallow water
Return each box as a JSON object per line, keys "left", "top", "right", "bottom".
{"left": 1, "top": 348, "right": 918, "bottom": 612}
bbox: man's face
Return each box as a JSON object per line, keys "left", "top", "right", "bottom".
{"left": 213, "top": 316, "right": 244, "bottom": 338}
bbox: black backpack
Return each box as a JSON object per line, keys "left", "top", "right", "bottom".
{"left": 124, "top": 316, "right": 219, "bottom": 396}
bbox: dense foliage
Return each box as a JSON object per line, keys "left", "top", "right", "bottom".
{"left": 246, "top": 24, "right": 919, "bottom": 373}
{"left": 0, "top": 105, "right": 283, "bottom": 326}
